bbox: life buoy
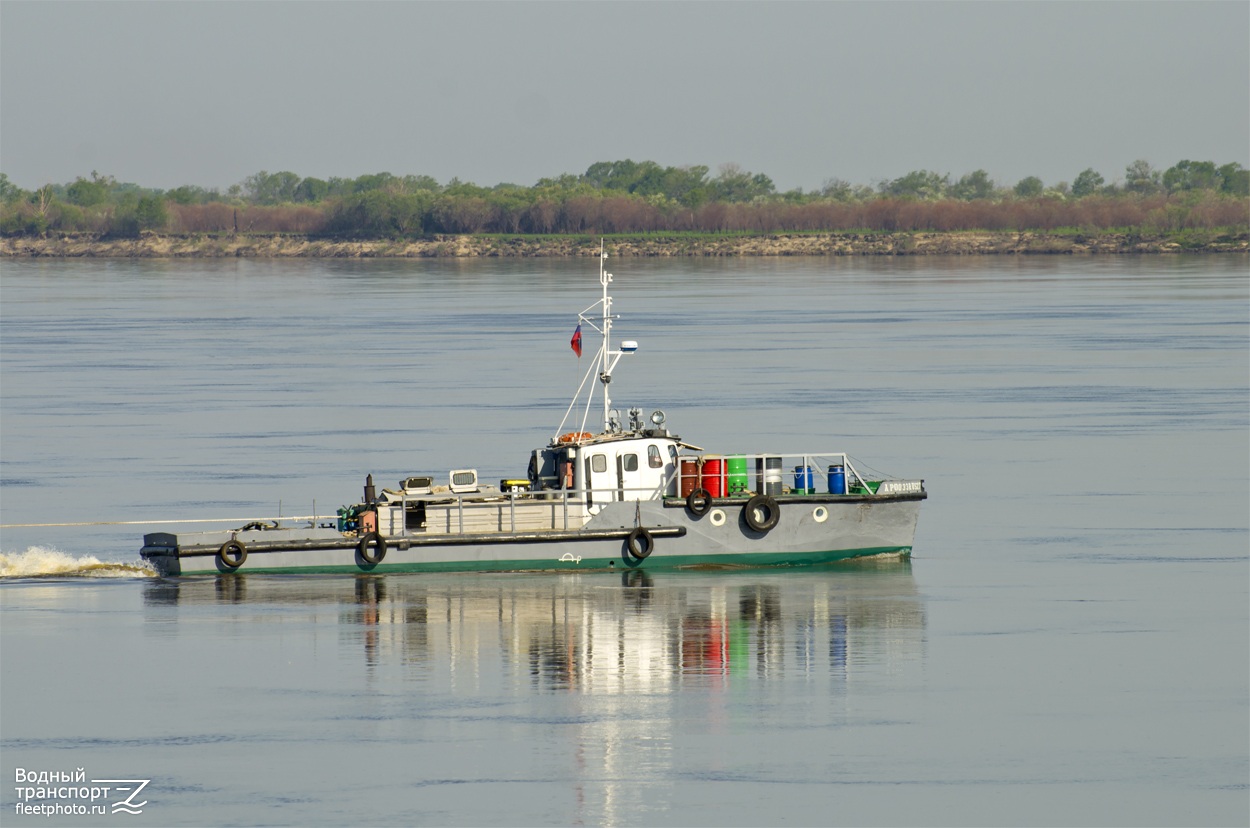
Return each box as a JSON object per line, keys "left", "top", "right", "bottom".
{"left": 558, "top": 432, "right": 593, "bottom": 444}
{"left": 358, "top": 531, "right": 387, "bottom": 565}
{"left": 218, "top": 539, "right": 247, "bottom": 569}
{"left": 626, "top": 526, "right": 653, "bottom": 560}
{"left": 686, "top": 488, "right": 712, "bottom": 516}
{"left": 744, "top": 495, "right": 780, "bottom": 532}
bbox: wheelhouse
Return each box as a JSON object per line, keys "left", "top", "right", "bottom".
{"left": 531, "top": 431, "right": 681, "bottom": 507}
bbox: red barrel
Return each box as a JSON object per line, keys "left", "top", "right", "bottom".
{"left": 701, "top": 456, "right": 725, "bottom": 498}
{"left": 679, "top": 458, "right": 699, "bottom": 498}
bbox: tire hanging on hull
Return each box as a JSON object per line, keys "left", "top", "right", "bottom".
{"left": 686, "top": 488, "right": 712, "bottom": 516}
{"left": 358, "top": 532, "right": 387, "bottom": 565}
{"left": 626, "top": 526, "right": 654, "bottom": 560}
{"left": 218, "top": 540, "right": 247, "bottom": 570}
{"left": 744, "top": 495, "right": 780, "bottom": 532}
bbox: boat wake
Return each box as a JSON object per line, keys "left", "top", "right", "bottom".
{"left": 0, "top": 547, "right": 156, "bottom": 580}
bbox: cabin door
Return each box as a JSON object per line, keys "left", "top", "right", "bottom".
{"left": 617, "top": 450, "right": 644, "bottom": 501}
{"left": 585, "top": 451, "right": 616, "bottom": 505}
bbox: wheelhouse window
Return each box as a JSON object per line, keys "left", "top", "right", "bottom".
{"left": 591, "top": 454, "right": 608, "bottom": 473}
{"left": 622, "top": 453, "right": 639, "bottom": 472}
{"left": 648, "top": 445, "right": 663, "bottom": 468}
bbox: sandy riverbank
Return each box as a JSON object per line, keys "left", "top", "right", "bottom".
{"left": 2, "top": 231, "right": 1246, "bottom": 258}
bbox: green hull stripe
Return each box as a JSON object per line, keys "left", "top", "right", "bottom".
{"left": 170, "top": 546, "right": 912, "bottom": 576}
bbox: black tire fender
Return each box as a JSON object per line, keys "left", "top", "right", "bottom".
{"left": 626, "top": 526, "right": 654, "bottom": 560}
{"left": 358, "top": 531, "right": 387, "bottom": 565}
{"left": 686, "top": 488, "right": 712, "bottom": 516}
{"left": 218, "top": 539, "right": 247, "bottom": 569}
{"left": 744, "top": 495, "right": 780, "bottom": 532}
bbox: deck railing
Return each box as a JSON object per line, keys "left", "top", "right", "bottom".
{"left": 381, "top": 452, "right": 879, "bottom": 538}
{"left": 658, "top": 451, "right": 871, "bottom": 501}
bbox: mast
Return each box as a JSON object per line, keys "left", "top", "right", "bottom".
{"left": 553, "top": 241, "right": 636, "bottom": 440}
{"left": 597, "top": 240, "right": 613, "bottom": 429}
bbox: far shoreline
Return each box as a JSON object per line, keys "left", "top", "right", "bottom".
{"left": 2, "top": 230, "right": 1247, "bottom": 258}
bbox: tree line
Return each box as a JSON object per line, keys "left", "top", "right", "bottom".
{"left": 1, "top": 159, "right": 1246, "bottom": 238}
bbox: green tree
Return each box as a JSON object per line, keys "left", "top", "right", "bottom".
{"left": 65, "top": 172, "right": 114, "bottom": 207}
{"left": 48, "top": 201, "right": 86, "bottom": 232}
{"left": 166, "top": 185, "right": 217, "bottom": 204}
{"left": 0, "top": 173, "right": 23, "bottom": 203}
{"left": 820, "top": 178, "right": 854, "bottom": 201}
{"left": 711, "top": 163, "right": 775, "bottom": 202}
{"left": 486, "top": 187, "right": 531, "bottom": 233}
{"left": 1123, "top": 160, "right": 1160, "bottom": 194}
{"left": 658, "top": 165, "right": 710, "bottom": 208}
{"left": 106, "top": 206, "right": 140, "bottom": 237}
{"left": 583, "top": 160, "right": 647, "bottom": 191}
{"left": 326, "top": 177, "right": 356, "bottom": 198}
{"left": 294, "top": 177, "right": 330, "bottom": 202}
{"left": 390, "top": 191, "right": 433, "bottom": 235}
{"left": 535, "top": 173, "right": 581, "bottom": 191}
{"left": 882, "top": 170, "right": 948, "bottom": 200}
{"left": 0, "top": 201, "right": 48, "bottom": 235}
{"left": 352, "top": 172, "right": 396, "bottom": 193}
{"left": 951, "top": 169, "right": 996, "bottom": 200}
{"left": 431, "top": 193, "right": 492, "bottom": 233}
{"left": 622, "top": 161, "right": 667, "bottom": 196}
{"left": 581, "top": 160, "right": 711, "bottom": 206}
{"left": 1218, "top": 162, "right": 1249, "bottom": 196}
{"left": 1071, "top": 168, "right": 1105, "bottom": 197}
{"left": 1162, "top": 160, "right": 1218, "bottom": 192}
{"left": 134, "top": 195, "right": 168, "bottom": 231}
{"left": 820, "top": 178, "right": 873, "bottom": 201}
{"left": 442, "top": 178, "right": 490, "bottom": 199}
{"left": 243, "top": 170, "right": 301, "bottom": 204}
{"left": 1013, "top": 176, "right": 1044, "bottom": 198}
{"left": 325, "top": 190, "right": 434, "bottom": 237}
{"left": 399, "top": 174, "right": 441, "bottom": 192}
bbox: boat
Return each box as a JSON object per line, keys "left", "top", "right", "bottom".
{"left": 141, "top": 248, "right": 926, "bottom": 576}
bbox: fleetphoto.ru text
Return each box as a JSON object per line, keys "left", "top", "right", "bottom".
{"left": 13, "top": 768, "right": 149, "bottom": 817}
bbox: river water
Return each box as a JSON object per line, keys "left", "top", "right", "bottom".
{"left": 1, "top": 255, "right": 1246, "bottom": 826}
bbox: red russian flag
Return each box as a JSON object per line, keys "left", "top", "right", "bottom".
{"left": 570, "top": 324, "right": 582, "bottom": 357}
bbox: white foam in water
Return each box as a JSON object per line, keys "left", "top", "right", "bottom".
{"left": 0, "top": 547, "right": 156, "bottom": 579}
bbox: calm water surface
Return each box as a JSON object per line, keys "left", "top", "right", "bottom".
{"left": 1, "top": 256, "right": 1246, "bottom": 826}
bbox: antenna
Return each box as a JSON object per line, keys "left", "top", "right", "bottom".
{"left": 553, "top": 240, "right": 639, "bottom": 440}
{"left": 598, "top": 240, "right": 614, "bottom": 429}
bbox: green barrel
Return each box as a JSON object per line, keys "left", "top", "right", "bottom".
{"left": 727, "top": 455, "right": 749, "bottom": 496}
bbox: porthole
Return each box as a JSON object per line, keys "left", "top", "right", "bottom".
{"left": 709, "top": 508, "right": 727, "bottom": 527}
{"left": 813, "top": 506, "right": 829, "bottom": 523}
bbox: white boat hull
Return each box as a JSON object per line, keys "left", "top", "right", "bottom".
{"left": 141, "top": 493, "right": 924, "bottom": 576}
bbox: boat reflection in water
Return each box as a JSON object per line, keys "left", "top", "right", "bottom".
{"left": 144, "top": 561, "right": 925, "bottom": 689}
{"left": 143, "top": 563, "right": 924, "bottom": 824}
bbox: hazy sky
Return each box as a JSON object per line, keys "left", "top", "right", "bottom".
{"left": 2, "top": 1, "right": 1247, "bottom": 193}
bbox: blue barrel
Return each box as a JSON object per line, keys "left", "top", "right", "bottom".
{"left": 793, "top": 465, "right": 813, "bottom": 494}
{"left": 828, "top": 465, "right": 846, "bottom": 495}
